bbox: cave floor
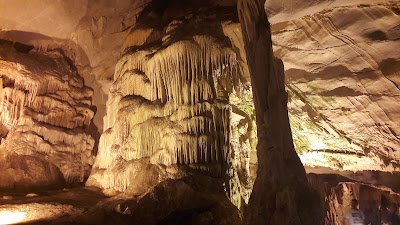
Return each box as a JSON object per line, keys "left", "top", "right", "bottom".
{"left": 0, "top": 187, "right": 128, "bottom": 225}
{"left": 1, "top": 169, "right": 399, "bottom": 225}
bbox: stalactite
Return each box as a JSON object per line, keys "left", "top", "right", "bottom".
{"left": 89, "top": 33, "right": 242, "bottom": 195}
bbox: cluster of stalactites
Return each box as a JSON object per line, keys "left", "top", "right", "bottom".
{"left": 96, "top": 100, "right": 231, "bottom": 169}
{"left": 0, "top": 61, "right": 93, "bottom": 130}
{"left": 113, "top": 35, "right": 238, "bottom": 105}
{"left": 2, "top": 115, "right": 95, "bottom": 183}
{"left": 94, "top": 35, "right": 238, "bottom": 173}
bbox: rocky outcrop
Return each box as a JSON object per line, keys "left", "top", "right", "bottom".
{"left": 1, "top": 1, "right": 399, "bottom": 224}
{"left": 268, "top": 1, "right": 400, "bottom": 171}
{"left": 0, "top": 0, "right": 153, "bottom": 132}
{"left": 0, "top": 41, "right": 95, "bottom": 191}
{"left": 0, "top": 0, "right": 236, "bottom": 132}
{"left": 1, "top": 0, "right": 398, "bottom": 175}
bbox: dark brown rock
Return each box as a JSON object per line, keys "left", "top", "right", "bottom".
{"left": 237, "top": 0, "right": 323, "bottom": 224}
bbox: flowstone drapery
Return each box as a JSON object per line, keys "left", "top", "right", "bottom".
{"left": 87, "top": 8, "right": 257, "bottom": 209}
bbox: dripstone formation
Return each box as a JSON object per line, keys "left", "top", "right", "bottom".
{"left": 0, "top": 41, "right": 95, "bottom": 191}
{"left": 87, "top": 3, "right": 257, "bottom": 211}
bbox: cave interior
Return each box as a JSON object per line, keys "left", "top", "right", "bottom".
{"left": 0, "top": 0, "right": 400, "bottom": 224}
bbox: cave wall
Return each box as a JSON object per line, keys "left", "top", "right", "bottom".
{"left": 0, "top": 41, "right": 95, "bottom": 190}
{"left": 0, "top": 1, "right": 398, "bottom": 224}
{"left": 270, "top": 1, "right": 400, "bottom": 171}
{"left": 0, "top": 0, "right": 155, "bottom": 133}
{"left": 237, "top": 0, "right": 323, "bottom": 224}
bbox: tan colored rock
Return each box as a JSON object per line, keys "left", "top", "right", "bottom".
{"left": 0, "top": 41, "right": 95, "bottom": 190}
{"left": 1, "top": 0, "right": 398, "bottom": 175}
{"left": 0, "top": 0, "right": 153, "bottom": 132}
{"left": 87, "top": 5, "right": 257, "bottom": 211}
{"left": 269, "top": 1, "right": 400, "bottom": 171}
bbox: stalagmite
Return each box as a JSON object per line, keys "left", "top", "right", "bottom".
{"left": 237, "top": 0, "right": 323, "bottom": 224}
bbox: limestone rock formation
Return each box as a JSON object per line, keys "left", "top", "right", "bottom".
{"left": 87, "top": 3, "right": 257, "bottom": 211}
{"left": 0, "top": 41, "right": 95, "bottom": 191}
{"left": 269, "top": 0, "right": 400, "bottom": 171}
{"left": 0, "top": 0, "right": 236, "bottom": 132}
{"left": 116, "top": 177, "right": 243, "bottom": 225}
{"left": 0, "top": 0, "right": 398, "bottom": 179}
{"left": 0, "top": 0, "right": 153, "bottom": 132}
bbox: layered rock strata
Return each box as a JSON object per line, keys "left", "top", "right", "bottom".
{"left": 270, "top": 1, "right": 400, "bottom": 171}
{"left": 0, "top": 41, "right": 95, "bottom": 190}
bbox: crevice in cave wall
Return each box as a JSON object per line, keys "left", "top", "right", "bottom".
{"left": 0, "top": 40, "right": 96, "bottom": 191}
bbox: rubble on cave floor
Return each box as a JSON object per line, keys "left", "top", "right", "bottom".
{"left": 0, "top": 177, "right": 243, "bottom": 225}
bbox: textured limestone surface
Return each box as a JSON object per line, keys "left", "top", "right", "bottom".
{"left": 268, "top": 0, "right": 400, "bottom": 171}
{"left": 237, "top": 1, "right": 323, "bottom": 224}
{"left": 0, "top": 0, "right": 236, "bottom": 132}
{"left": 0, "top": 41, "right": 95, "bottom": 191}
{"left": 86, "top": 3, "right": 257, "bottom": 211}
{"left": 0, "top": 0, "right": 152, "bottom": 132}
{"left": 0, "top": 181, "right": 242, "bottom": 225}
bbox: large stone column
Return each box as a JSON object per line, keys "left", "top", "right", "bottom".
{"left": 237, "top": 1, "right": 323, "bottom": 224}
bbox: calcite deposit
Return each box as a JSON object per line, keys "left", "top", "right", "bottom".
{"left": 87, "top": 5, "right": 257, "bottom": 209}
{"left": 237, "top": 0, "right": 323, "bottom": 224}
{"left": 0, "top": 41, "right": 95, "bottom": 190}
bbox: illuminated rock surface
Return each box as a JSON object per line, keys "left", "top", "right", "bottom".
{"left": 1, "top": 0, "right": 398, "bottom": 173}
{"left": 268, "top": 0, "right": 400, "bottom": 171}
{"left": 0, "top": 41, "right": 95, "bottom": 191}
{"left": 86, "top": 4, "right": 256, "bottom": 210}
{"left": 238, "top": 0, "right": 322, "bottom": 224}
